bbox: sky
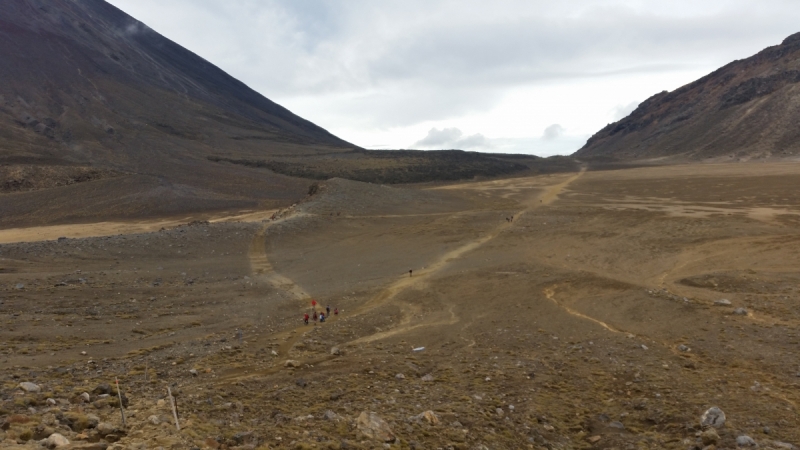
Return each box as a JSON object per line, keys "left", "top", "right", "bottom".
{"left": 106, "top": 0, "right": 800, "bottom": 156}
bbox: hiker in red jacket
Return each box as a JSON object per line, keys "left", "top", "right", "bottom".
{"left": 303, "top": 313, "right": 309, "bottom": 325}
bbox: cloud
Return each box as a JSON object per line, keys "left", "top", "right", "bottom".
{"left": 105, "top": 0, "right": 800, "bottom": 151}
{"left": 413, "top": 127, "right": 491, "bottom": 150}
{"left": 542, "top": 124, "right": 565, "bottom": 140}
{"left": 612, "top": 101, "right": 640, "bottom": 120}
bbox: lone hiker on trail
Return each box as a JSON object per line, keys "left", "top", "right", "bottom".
{"left": 304, "top": 313, "right": 309, "bottom": 325}
{"left": 409, "top": 269, "right": 413, "bottom": 277}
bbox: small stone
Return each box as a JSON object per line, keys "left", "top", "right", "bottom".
{"left": 417, "top": 410, "right": 439, "bottom": 424}
{"left": 543, "top": 424, "right": 555, "bottom": 431}
{"left": 92, "top": 384, "right": 112, "bottom": 395}
{"left": 641, "top": 344, "right": 648, "bottom": 350}
{"left": 15, "top": 283, "right": 24, "bottom": 290}
{"left": 323, "top": 410, "right": 341, "bottom": 422}
{"left": 147, "top": 415, "right": 160, "bottom": 425}
{"left": 763, "top": 426, "right": 771, "bottom": 434}
{"left": 421, "top": 374, "right": 434, "bottom": 382}
{"left": 395, "top": 373, "right": 405, "bottom": 380}
{"left": 46, "top": 433, "right": 70, "bottom": 448}
{"left": 700, "top": 406, "right": 726, "bottom": 429}
{"left": 271, "top": 350, "right": 278, "bottom": 356}
{"left": 609, "top": 421, "right": 625, "bottom": 429}
{"left": 495, "top": 408, "right": 504, "bottom": 417}
{"left": 736, "top": 435, "right": 756, "bottom": 447}
{"left": 189, "top": 369, "right": 198, "bottom": 376}
{"left": 46, "top": 398, "right": 56, "bottom": 406}
{"left": 330, "top": 347, "right": 341, "bottom": 356}
{"left": 701, "top": 428, "right": 720, "bottom": 446}
{"left": 19, "top": 382, "right": 41, "bottom": 393}
{"left": 678, "top": 344, "right": 691, "bottom": 352}
{"left": 733, "top": 307, "right": 748, "bottom": 316}
{"left": 80, "top": 392, "right": 91, "bottom": 403}
{"left": 588, "top": 436, "right": 602, "bottom": 443}
{"left": 356, "top": 411, "right": 395, "bottom": 443}
{"left": 156, "top": 399, "right": 166, "bottom": 407}
{"left": 714, "top": 299, "right": 732, "bottom": 306}
{"left": 284, "top": 360, "right": 301, "bottom": 368}
{"left": 296, "top": 378, "right": 307, "bottom": 388}
{"left": 96, "top": 422, "right": 115, "bottom": 436}
{"left": 80, "top": 351, "right": 87, "bottom": 355}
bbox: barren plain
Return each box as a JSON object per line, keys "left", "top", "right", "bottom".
{"left": 2, "top": 162, "right": 800, "bottom": 449}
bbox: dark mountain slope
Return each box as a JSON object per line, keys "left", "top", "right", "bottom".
{"left": 575, "top": 33, "right": 800, "bottom": 161}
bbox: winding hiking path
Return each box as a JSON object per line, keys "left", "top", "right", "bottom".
{"left": 218, "top": 169, "right": 586, "bottom": 382}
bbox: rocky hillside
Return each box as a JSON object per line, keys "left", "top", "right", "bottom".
{"left": 575, "top": 32, "right": 800, "bottom": 161}
{"left": 0, "top": 0, "right": 365, "bottom": 224}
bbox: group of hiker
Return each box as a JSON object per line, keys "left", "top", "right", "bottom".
{"left": 303, "top": 302, "right": 338, "bottom": 325}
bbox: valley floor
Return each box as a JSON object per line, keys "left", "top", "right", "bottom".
{"left": 2, "top": 162, "right": 800, "bottom": 449}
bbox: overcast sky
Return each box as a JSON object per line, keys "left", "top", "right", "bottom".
{"left": 106, "top": 0, "right": 800, "bottom": 156}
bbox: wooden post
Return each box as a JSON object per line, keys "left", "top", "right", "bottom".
{"left": 115, "top": 378, "right": 126, "bottom": 428}
{"left": 167, "top": 386, "right": 180, "bottom": 431}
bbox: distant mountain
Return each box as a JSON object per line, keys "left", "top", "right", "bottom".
{"left": 0, "top": 0, "right": 363, "bottom": 225}
{"left": 575, "top": 32, "right": 800, "bottom": 162}
{"left": 0, "top": 0, "right": 354, "bottom": 165}
{"left": 0, "top": 0, "right": 575, "bottom": 228}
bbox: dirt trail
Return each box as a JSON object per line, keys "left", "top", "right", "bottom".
{"left": 0, "top": 209, "right": 277, "bottom": 244}
{"left": 221, "top": 169, "right": 586, "bottom": 380}
{"left": 543, "top": 286, "right": 621, "bottom": 333}
{"left": 248, "top": 217, "right": 310, "bottom": 300}
{"left": 346, "top": 168, "right": 586, "bottom": 343}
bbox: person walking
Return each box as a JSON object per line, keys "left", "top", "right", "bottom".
{"left": 409, "top": 269, "right": 413, "bottom": 277}
{"left": 334, "top": 308, "right": 339, "bottom": 316}
{"left": 320, "top": 312, "right": 326, "bottom": 323}
{"left": 326, "top": 305, "right": 331, "bottom": 316}
{"left": 313, "top": 311, "right": 318, "bottom": 322}
{"left": 303, "top": 313, "right": 309, "bottom": 325}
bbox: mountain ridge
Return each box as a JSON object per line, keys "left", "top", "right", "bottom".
{"left": 574, "top": 32, "right": 800, "bottom": 161}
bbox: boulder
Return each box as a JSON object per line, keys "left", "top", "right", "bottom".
{"left": 733, "top": 307, "right": 748, "bottom": 316}
{"left": 736, "top": 435, "right": 756, "bottom": 447}
{"left": 92, "top": 384, "right": 112, "bottom": 395}
{"left": 411, "top": 410, "right": 440, "bottom": 425}
{"left": 96, "top": 422, "right": 115, "bottom": 436}
{"left": 356, "top": 411, "right": 396, "bottom": 443}
{"left": 700, "top": 406, "right": 726, "bottom": 429}
{"left": 19, "top": 382, "right": 41, "bottom": 393}
{"left": 714, "top": 299, "right": 732, "bottom": 306}
{"left": 322, "top": 410, "right": 342, "bottom": 422}
{"left": 284, "top": 360, "right": 301, "bottom": 368}
{"left": 421, "top": 374, "right": 434, "bottom": 382}
{"left": 701, "top": 428, "right": 720, "bottom": 446}
{"left": 45, "top": 433, "right": 70, "bottom": 448}
{"left": 395, "top": 373, "right": 406, "bottom": 380}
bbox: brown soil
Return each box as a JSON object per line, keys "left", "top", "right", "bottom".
{"left": 2, "top": 163, "right": 800, "bottom": 449}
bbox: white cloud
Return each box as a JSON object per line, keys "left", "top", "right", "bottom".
{"left": 413, "top": 128, "right": 492, "bottom": 150}
{"left": 542, "top": 124, "right": 566, "bottom": 140}
{"left": 105, "top": 0, "right": 800, "bottom": 155}
{"left": 612, "top": 101, "right": 640, "bottom": 120}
